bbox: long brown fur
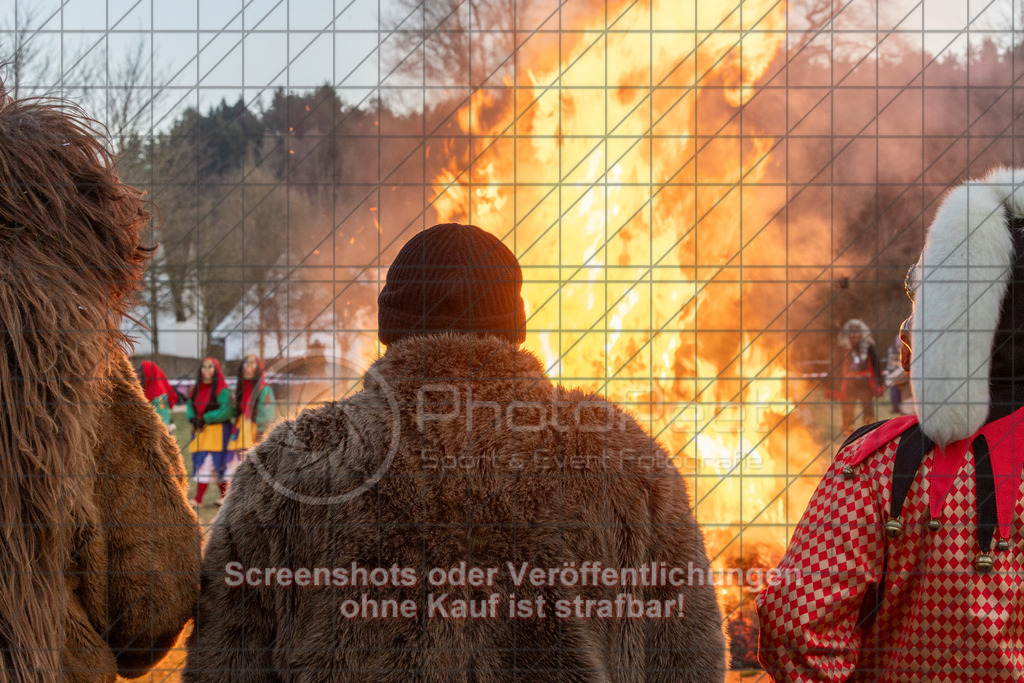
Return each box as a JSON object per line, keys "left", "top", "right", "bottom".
{"left": 0, "top": 92, "right": 151, "bottom": 680}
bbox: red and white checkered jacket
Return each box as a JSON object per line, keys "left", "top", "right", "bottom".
{"left": 757, "top": 409, "right": 1024, "bottom": 681}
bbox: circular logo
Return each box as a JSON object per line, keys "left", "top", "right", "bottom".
{"left": 246, "top": 349, "right": 401, "bottom": 505}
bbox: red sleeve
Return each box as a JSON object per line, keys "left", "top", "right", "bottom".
{"left": 756, "top": 442, "right": 886, "bottom": 681}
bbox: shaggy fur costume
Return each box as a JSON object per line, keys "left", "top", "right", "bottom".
{"left": 63, "top": 352, "right": 203, "bottom": 680}
{"left": 0, "top": 95, "right": 201, "bottom": 681}
{"left": 184, "top": 333, "right": 726, "bottom": 681}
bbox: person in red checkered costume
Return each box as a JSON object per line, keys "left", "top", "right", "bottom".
{"left": 757, "top": 167, "right": 1024, "bottom": 680}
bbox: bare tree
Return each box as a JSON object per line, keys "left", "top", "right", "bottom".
{"left": 102, "top": 36, "right": 161, "bottom": 158}
{"left": 383, "top": 0, "right": 523, "bottom": 91}
{"left": 1, "top": 5, "right": 56, "bottom": 98}
{"left": 196, "top": 163, "right": 293, "bottom": 351}
{"left": 2, "top": 7, "right": 157, "bottom": 153}
{"left": 0, "top": 5, "right": 108, "bottom": 103}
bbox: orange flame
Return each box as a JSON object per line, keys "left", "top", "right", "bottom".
{"left": 432, "top": 0, "right": 822, "bottom": 615}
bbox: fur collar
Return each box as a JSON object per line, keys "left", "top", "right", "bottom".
{"left": 365, "top": 332, "right": 551, "bottom": 403}
{"left": 911, "top": 167, "right": 1024, "bottom": 445}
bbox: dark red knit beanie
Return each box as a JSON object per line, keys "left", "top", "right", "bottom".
{"left": 377, "top": 223, "right": 527, "bottom": 346}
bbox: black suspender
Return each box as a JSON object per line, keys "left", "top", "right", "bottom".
{"left": 972, "top": 435, "right": 998, "bottom": 566}
{"left": 855, "top": 424, "right": 933, "bottom": 632}
{"left": 890, "top": 425, "right": 932, "bottom": 521}
{"left": 840, "top": 420, "right": 889, "bottom": 452}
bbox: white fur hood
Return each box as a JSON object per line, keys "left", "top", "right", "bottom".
{"left": 910, "top": 167, "right": 1024, "bottom": 446}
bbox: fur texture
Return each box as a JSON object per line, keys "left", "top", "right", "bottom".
{"left": 184, "top": 333, "right": 727, "bottom": 682}
{"left": 910, "top": 167, "right": 1022, "bottom": 445}
{"left": 0, "top": 96, "right": 201, "bottom": 681}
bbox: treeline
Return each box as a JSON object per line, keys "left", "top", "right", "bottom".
{"left": 120, "top": 86, "right": 463, "bottom": 356}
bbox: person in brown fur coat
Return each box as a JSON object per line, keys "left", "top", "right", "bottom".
{"left": 184, "top": 223, "right": 726, "bottom": 681}
{"left": 0, "top": 91, "right": 202, "bottom": 680}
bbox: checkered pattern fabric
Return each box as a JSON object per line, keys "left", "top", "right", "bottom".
{"left": 757, "top": 427, "right": 1024, "bottom": 681}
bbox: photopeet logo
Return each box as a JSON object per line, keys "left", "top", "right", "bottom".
{"left": 246, "top": 350, "right": 401, "bottom": 505}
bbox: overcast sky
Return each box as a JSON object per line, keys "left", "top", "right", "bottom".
{"left": 3, "top": 0, "right": 1020, "bottom": 133}
{"left": 5, "top": 0, "right": 387, "bottom": 129}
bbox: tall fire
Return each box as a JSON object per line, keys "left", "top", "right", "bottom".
{"left": 431, "top": 0, "right": 829, "bottom": 625}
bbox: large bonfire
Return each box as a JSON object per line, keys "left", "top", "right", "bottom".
{"left": 431, "top": 0, "right": 829, "bottom": 614}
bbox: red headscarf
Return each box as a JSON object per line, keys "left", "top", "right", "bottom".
{"left": 141, "top": 360, "right": 177, "bottom": 407}
{"left": 191, "top": 358, "right": 229, "bottom": 417}
{"left": 237, "top": 355, "right": 267, "bottom": 421}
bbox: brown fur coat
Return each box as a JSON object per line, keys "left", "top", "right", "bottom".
{"left": 184, "top": 333, "right": 726, "bottom": 681}
{"left": 63, "top": 351, "right": 202, "bottom": 681}
{"left": 0, "top": 95, "right": 201, "bottom": 681}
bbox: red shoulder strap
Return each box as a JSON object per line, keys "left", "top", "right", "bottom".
{"left": 847, "top": 415, "right": 919, "bottom": 467}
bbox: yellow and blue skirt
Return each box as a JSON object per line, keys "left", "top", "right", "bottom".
{"left": 190, "top": 422, "right": 237, "bottom": 484}
{"left": 227, "top": 415, "right": 259, "bottom": 452}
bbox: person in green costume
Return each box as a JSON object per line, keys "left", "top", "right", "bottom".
{"left": 223, "top": 354, "right": 277, "bottom": 504}
{"left": 139, "top": 360, "right": 176, "bottom": 425}
{"left": 186, "top": 357, "right": 236, "bottom": 509}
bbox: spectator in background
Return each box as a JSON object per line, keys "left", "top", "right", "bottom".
{"left": 0, "top": 90, "right": 200, "bottom": 679}
{"left": 224, "top": 354, "right": 277, "bottom": 499}
{"left": 187, "top": 357, "right": 236, "bottom": 509}
{"left": 884, "top": 333, "right": 913, "bottom": 416}
{"left": 139, "top": 359, "right": 177, "bottom": 427}
{"left": 836, "top": 318, "right": 883, "bottom": 432}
